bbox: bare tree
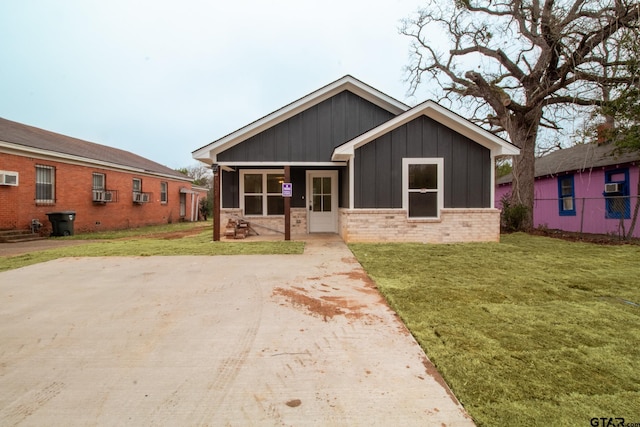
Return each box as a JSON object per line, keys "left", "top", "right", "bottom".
{"left": 176, "top": 164, "right": 213, "bottom": 187}
{"left": 402, "top": 0, "right": 640, "bottom": 229}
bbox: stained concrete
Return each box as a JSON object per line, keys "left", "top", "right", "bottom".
{"left": 0, "top": 237, "right": 475, "bottom": 426}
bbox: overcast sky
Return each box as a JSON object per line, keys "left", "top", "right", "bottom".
{"left": 0, "top": 0, "right": 442, "bottom": 169}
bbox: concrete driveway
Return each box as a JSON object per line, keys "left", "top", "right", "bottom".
{"left": 0, "top": 237, "right": 474, "bottom": 426}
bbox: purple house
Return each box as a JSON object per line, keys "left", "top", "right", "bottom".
{"left": 496, "top": 142, "right": 640, "bottom": 238}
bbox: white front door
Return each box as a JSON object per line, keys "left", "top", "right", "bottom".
{"left": 307, "top": 171, "right": 338, "bottom": 233}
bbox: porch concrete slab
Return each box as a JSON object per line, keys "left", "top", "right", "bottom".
{"left": 0, "top": 238, "right": 474, "bottom": 426}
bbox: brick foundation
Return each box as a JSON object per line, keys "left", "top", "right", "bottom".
{"left": 338, "top": 208, "right": 501, "bottom": 243}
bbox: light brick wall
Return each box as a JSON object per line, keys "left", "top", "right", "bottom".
{"left": 219, "top": 208, "right": 308, "bottom": 236}
{"left": 338, "top": 208, "right": 501, "bottom": 243}
{"left": 0, "top": 152, "right": 193, "bottom": 234}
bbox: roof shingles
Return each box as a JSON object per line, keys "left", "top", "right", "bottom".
{"left": 497, "top": 142, "right": 640, "bottom": 184}
{"left": 0, "top": 117, "right": 188, "bottom": 180}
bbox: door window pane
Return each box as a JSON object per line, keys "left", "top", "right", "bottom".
{"left": 322, "top": 195, "right": 331, "bottom": 212}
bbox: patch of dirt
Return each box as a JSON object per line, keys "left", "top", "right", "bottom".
{"left": 273, "top": 287, "right": 345, "bottom": 321}
{"left": 285, "top": 399, "right": 302, "bottom": 408}
{"left": 121, "top": 225, "right": 210, "bottom": 240}
{"left": 273, "top": 287, "right": 371, "bottom": 321}
{"left": 526, "top": 229, "right": 640, "bottom": 245}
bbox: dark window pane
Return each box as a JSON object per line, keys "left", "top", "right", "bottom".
{"left": 244, "top": 195, "right": 263, "bottom": 215}
{"left": 93, "top": 173, "right": 105, "bottom": 190}
{"left": 267, "top": 196, "right": 284, "bottom": 215}
{"left": 267, "top": 174, "right": 284, "bottom": 193}
{"left": 36, "top": 183, "right": 52, "bottom": 200}
{"left": 560, "top": 178, "right": 572, "bottom": 196}
{"left": 322, "top": 177, "right": 331, "bottom": 193}
{"left": 313, "top": 177, "right": 322, "bottom": 194}
{"left": 409, "top": 192, "right": 437, "bottom": 217}
{"left": 409, "top": 164, "right": 437, "bottom": 189}
{"left": 313, "top": 195, "right": 322, "bottom": 212}
{"left": 244, "top": 174, "right": 262, "bottom": 193}
{"left": 35, "top": 166, "right": 54, "bottom": 200}
{"left": 322, "top": 195, "right": 331, "bottom": 212}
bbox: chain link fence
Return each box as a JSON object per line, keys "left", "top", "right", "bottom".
{"left": 532, "top": 195, "right": 640, "bottom": 239}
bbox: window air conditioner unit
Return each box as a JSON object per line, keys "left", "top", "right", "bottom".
{"left": 93, "top": 190, "right": 114, "bottom": 202}
{"left": 93, "top": 190, "right": 105, "bottom": 202}
{"left": 604, "top": 183, "right": 622, "bottom": 193}
{"left": 0, "top": 171, "right": 19, "bottom": 186}
{"left": 134, "top": 192, "right": 149, "bottom": 203}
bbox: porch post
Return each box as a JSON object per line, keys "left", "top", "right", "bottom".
{"left": 213, "top": 164, "right": 220, "bottom": 242}
{"left": 284, "top": 165, "right": 291, "bottom": 241}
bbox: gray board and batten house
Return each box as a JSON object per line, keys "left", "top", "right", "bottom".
{"left": 192, "top": 75, "right": 520, "bottom": 243}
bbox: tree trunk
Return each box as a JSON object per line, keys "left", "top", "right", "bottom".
{"left": 504, "top": 111, "right": 540, "bottom": 231}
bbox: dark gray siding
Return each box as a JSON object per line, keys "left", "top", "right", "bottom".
{"left": 218, "top": 91, "right": 396, "bottom": 162}
{"left": 221, "top": 167, "right": 345, "bottom": 210}
{"left": 354, "top": 115, "right": 491, "bottom": 209}
{"left": 222, "top": 170, "right": 239, "bottom": 209}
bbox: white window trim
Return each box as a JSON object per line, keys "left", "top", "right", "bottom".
{"left": 402, "top": 158, "right": 444, "bottom": 220}
{"left": 35, "top": 164, "right": 55, "bottom": 204}
{"left": 160, "top": 181, "right": 168, "bottom": 204}
{"left": 239, "top": 169, "right": 285, "bottom": 216}
{"left": 92, "top": 172, "right": 106, "bottom": 191}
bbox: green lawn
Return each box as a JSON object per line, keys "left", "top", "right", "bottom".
{"left": 0, "top": 223, "right": 304, "bottom": 272}
{"left": 349, "top": 233, "right": 640, "bottom": 427}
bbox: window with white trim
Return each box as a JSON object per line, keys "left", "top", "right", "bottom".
{"left": 240, "top": 170, "right": 285, "bottom": 216}
{"left": 93, "top": 173, "right": 106, "bottom": 191}
{"left": 160, "top": 182, "right": 168, "bottom": 203}
{"left": 402, "top": 158, "right": 444, "bottom": 219}
{"left": 35, "top": 165, "right": 55, "bottom": 204}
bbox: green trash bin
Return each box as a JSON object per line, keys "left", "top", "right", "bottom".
{"left": 46, "top": 211, "right": 76, "bottom": 236}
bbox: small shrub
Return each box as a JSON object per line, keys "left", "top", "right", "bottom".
{"left": 500, "top": 193, "right": 530, "bottom": 232}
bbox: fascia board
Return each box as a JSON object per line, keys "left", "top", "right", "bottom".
{"left": 217, "top": 161, "right": 348, "bottom": 167}
{"left": 192, "top": 76, "right": 410, "bottom": 163}
{"left": 332, "top": 101, "right": 520, "bottom": 160}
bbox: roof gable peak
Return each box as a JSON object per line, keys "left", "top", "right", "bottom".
{"left": 192, "top": 75, "right": 409, "bottom": 164}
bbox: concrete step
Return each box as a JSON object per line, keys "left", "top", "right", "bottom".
{"left": 0, "top": 229, "right": 48, "bottom": 243}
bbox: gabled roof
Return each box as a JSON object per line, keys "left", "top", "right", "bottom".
{"left": 497, "top": 141, "right": 640, "bottom": 185}
{"left": 0, "top": 117, "right": 190, "bottom": 180}
{"left": 192, "top": 75, "right": 410, "bottom": 164}
{"left": 332, "top": 100, "right": 520, "bottom": 161}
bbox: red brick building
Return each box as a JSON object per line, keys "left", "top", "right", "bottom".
{"left": 0, "top": 117, "right": 207, "bottom": 235}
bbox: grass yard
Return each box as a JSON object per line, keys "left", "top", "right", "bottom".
{"left": 0, "top": 223, "right": 304, "bottom": 272}
{"left": 350, "top": 233, "right": 640, "bottom": 427}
